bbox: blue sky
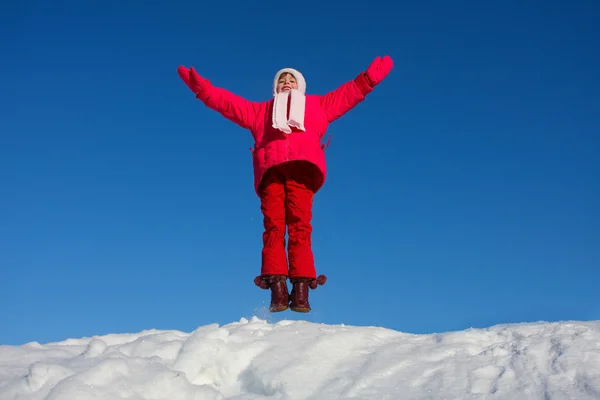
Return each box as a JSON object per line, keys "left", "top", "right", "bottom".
{"left": 1, "top": 0, "right": 599, "bottom": 345}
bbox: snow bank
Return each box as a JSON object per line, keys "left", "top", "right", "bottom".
{"left": 1, "top": 318, "right": 599, "bottom": 399}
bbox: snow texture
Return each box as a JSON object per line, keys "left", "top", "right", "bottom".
{"left": 1, "top": 318, "right": 600, "bottom": 399}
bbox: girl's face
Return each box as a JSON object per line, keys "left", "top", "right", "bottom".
{"left": 276, "top": 73, "right": 298, "bottom": 93}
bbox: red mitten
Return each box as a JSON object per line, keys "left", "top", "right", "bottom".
{"left": 177, "top": 66, "right": 208, "bottom": 95}
{"left": 365, "top": 56, "right": 394, "bottom": 87}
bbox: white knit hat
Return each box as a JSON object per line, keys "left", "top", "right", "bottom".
{"left": 272, "top": 68, "right": 306, "bottom": 96}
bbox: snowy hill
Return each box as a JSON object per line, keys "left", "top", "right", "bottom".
{"left": 1, "top": 318, "right": 599, "bottom": 399}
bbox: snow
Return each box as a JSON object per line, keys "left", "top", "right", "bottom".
{"left": 1, "top": 318, "right": 600, "bottom": 399}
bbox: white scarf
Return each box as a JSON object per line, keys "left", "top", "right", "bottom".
{"left": 272, "top": 88, "right": 306, "bottom": 133}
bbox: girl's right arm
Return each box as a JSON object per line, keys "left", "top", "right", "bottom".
{"left": 178, "top": 66, "right": 259, "bottom": 130}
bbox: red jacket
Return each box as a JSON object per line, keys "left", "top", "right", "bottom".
{"left": 195, "top": 72, "right": 374, "bottom": 195}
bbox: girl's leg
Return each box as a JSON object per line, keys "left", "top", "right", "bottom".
{"left": 259, "top": 166, "right": 288, "bottom": 277}
{"left": 285, "top": 162, "right": 318, "bottom": 279}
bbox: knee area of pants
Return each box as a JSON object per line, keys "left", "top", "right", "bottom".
{"left": 288, "top": 230, "right": 311, "bottom": 242}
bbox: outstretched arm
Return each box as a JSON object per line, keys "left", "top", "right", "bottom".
{"left": 178, "top": 66, "right": 259, "bottom": 130}
{"left": 320, "top": 56, "right": 394, "bottom": 123}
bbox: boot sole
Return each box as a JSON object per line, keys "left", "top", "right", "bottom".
{"left": 269, "top": 305, "right": 289, "bottom": 312}
{"left": 290, "top": 306, "right": 311, "bottom": 313}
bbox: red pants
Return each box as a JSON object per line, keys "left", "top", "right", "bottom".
{"left": 259, "top": 161, "right": 319, "bottom": 279}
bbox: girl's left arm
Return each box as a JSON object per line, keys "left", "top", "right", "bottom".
{"left": 319, "top": 56, "right": 394, "bottom": 123}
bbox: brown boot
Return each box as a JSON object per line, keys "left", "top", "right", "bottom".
{"left": 254, "top": 275, "right": 289, "bottom": 312}
{"left": 289, "top": 275, "right": 327, "bottom": 313}
{"left": 289, "top": 278, "right": 312, "bottom": 312}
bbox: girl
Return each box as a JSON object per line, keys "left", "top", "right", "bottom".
{"left": 178, "top": 56, "right": 393, "bottom": 313}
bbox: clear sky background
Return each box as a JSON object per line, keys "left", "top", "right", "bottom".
{"left": 1, "top": 0, "right": 599, "bottom": 345}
